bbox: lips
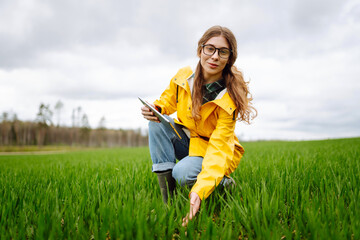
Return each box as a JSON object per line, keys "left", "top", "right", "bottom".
{"left": 208, "top": 63, "right": 218, "bottom": 68}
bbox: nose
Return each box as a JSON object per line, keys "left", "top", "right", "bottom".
{"left": 211, "top": 50, "right": 220, "bottom": 60}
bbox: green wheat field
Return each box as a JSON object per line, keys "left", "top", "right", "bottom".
{"left": 1, "top": 138, "right": 359, "bottom": 239}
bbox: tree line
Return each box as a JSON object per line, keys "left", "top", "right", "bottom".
{"left": 0, "top": 101, "right": 148, "bottom": 148}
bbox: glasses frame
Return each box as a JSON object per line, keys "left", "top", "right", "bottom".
{"left": 201, "top": 44, "right": 232, "bottom": 59}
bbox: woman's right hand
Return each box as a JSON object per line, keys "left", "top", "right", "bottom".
{"left": 141, "top": 104, "right": 160, "bottom": 123}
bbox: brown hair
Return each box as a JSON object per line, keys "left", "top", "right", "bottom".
{"left": 192, "top": 25, "right": 257, "bottom": 124}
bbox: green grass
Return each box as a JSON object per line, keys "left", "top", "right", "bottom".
{"left": 0, "top": 138, "right": 359, "bottom": 239}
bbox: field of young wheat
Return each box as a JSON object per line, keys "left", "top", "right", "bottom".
{"left": 0, "top": 138, "right": 359, "bottom": 239}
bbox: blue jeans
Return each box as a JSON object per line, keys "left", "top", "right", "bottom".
{"left": 148, "top": 115, "right": 231, "bottom": 187}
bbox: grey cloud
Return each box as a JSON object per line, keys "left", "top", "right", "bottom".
{"left": 285, "top": 116, "right": 360, "bottom": 137}
{"left": 0, "top": 0, "right": 140, "bottom": 68}
{"left": 2, "top": 0, "right": 358, "bottom": 68}
{"left": 291, "top": 0, "right": 348, "bottom": 33}
{"left": 281, "top": 96, "right": 360, "bottom": 137}
{"left": 232, "top": 0, "right": 357, "bottom": 60}
{"left": 2, "top": 0, "right": 354, "bottom": 70}
{"left": 349, "top": 3, "right": 360, "bottom": 22}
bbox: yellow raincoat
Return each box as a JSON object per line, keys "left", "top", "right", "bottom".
{"left": 154, "top": 66, "right": 245, "bottom": 200}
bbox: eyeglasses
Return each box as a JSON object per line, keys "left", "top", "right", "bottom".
{"left": 201, "top": 44, "right": 232, "bottom": 59}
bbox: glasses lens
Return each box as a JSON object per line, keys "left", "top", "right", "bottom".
{"left": 203, "top": 45, "right": 215, "bottom": 56}
{"left": 219, "top": 49, "right": 230, "bottom": 58}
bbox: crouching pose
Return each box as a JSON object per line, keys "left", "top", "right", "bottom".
{"left": 141, "top": 25, "right": 256, "bottom": 226}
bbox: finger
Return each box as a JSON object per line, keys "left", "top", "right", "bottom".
{"left": 189, "top": 201, "right": 196, "bottom": 217}
{"left": 190, "top": 203, "right": 200, "bottom": 220}
{"left": 189, "top": 205, "right": 194, "bottom": 220}
{"left": 182, "top": 217, "right": 186, "bottom": 225}
{"left": 182, "top": 214, "right": 189, "bottom": 227}
{"left": 141, "top": 109, "right": 154, "bottom": 116}
{"left": 143, "top": 115, "right": 160, "bottom": 123}
{"left": 141, "top": 109, "right": 159, "bottom": 121}
{"left": 182, "top": 218, "right": 186, "bottom": 227}
{"left": 191, "top": 205, "right": 198, "bottom": 218}
{"left": 142, "top": 112, "right": 155, "bottom": 118}
{"left": 141, "top": 107, "right": 152, "bottom": 114}
{"left": 144, "top": 116, "right": 160, "bottom": 122}
{"left": 141, "top": 109, "right": 157, "bottom": 118}
{"left": 142, "top": 114, "right": 158, "bottom": 120}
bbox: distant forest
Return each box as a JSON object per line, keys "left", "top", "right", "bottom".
{"left": 0, "top": 101, "right": 148, "bottom": 148}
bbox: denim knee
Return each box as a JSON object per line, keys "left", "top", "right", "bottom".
{"left": 172, "top": 164, "right": 191, "bottom": 186}
{"left": 172, "top": 156, "right": 203, "bottom": 187}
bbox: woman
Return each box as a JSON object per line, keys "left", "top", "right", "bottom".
{"left": 141, "top": 25, "right": 256, "bottom": 226}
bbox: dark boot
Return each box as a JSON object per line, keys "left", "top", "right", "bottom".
{"left": 221, "top": 175, "right": 236, "bottom": 193}
{"left": 156, "top": 170, "right": 176, "bottom": 204}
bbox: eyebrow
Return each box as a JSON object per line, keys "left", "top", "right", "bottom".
{"left": 205, "top": 44, "right": 230, "bottom": 49}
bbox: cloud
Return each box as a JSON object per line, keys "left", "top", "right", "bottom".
{"left": 0, "top": 0, "right": 138, "bottom": 68}
{"left": 291, "top": 0, "right": 348, "bottom": 32}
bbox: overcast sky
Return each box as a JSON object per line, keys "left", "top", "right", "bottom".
{"left": 1, "top": 0, "right": 359, "bottom": 140}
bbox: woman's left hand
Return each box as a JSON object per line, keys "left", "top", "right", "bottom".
{"left": 182, "top": 192, "right": 201, "bottom": 227}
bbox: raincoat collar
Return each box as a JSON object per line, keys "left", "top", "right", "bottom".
{"left": 173, "top": 66, "right": 193, "bottom": 91}
{"left": 173, "top": 66, "right": 236, "bottom": 115}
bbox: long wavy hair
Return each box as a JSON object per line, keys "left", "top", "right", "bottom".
{"left": 192, "top": 25, "right": 257, "bottom": 124}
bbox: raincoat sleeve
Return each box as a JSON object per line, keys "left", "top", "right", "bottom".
{"left": 153, "top": 79, "right": 178, "bottom": 116}
{"left": 190, "top": 107, "right": 237, "bottom": 200}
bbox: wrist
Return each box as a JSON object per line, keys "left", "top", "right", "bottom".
{"left": 154, "top": 104, "right": 162, "bottom": 113}
{"left": 190, "top": 191, "right": 200, "bottom": 199}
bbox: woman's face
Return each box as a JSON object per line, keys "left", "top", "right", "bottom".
{"left": 200, "top": 35, "right": 230, "bottom": 84}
